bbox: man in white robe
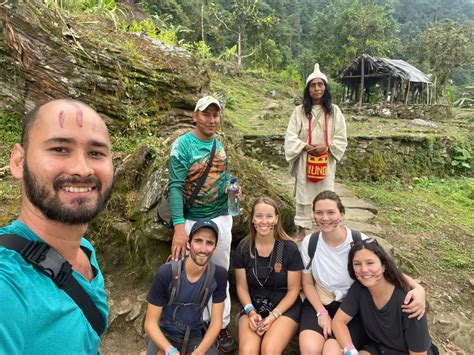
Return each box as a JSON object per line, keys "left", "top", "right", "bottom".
{"left": 284, "top": 64, "right": 348, "bottom": 240}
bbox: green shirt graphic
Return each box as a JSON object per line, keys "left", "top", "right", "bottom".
{"left": 168, "top": 131, "right": 230, "bottom": 225}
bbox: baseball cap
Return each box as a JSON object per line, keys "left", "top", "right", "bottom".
{"left": 194, "top": 96, "right": 222, "bottom": 112}
{"left": 189, "top": 220, "right": 219, "bottom": 241}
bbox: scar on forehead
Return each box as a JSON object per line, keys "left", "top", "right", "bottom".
{"left": 75, "top": 109, "right": 83, "bottom": 127}
{"left": 58, "top": 110, "right": 65, "bottom": 128}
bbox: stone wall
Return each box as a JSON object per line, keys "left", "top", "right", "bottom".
{"left": 340, "top": 103, "right": 452, "bottom": 121}
{"left": 240, "top": 134, "right": 461, "bottom": 181}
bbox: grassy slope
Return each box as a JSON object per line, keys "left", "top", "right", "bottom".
{"left": 347, "top": 178, "right": 473, "bottom": 283}
{"left": 209, "top": 71, "right": 300, "bottom": 135}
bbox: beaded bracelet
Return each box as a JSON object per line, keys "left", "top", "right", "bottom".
{"left": 270, "top": 310, "right": 281, "bottom": 320}
{"left": 343, "top": 344, "right": 358, "bottom": 354}
{"left": 316, "top": 307, "right": 329, "bottom": 317}
{"left": 165, "top": 346, "right": 178, "bottom": 355}
{"left": 244, "top": 303, "right": 256, "bottom": 314}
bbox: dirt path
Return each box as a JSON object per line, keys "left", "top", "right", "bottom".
{"left": 101, "top": 170, "right": 469, "bottom": 354}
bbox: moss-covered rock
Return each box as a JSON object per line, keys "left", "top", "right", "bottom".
{"left": 0, "top": 1, "right": 207, "bottom": 132}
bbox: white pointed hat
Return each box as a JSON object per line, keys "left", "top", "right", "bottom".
{"left": 306, "top": 63, "right": 328, "bottom": 85}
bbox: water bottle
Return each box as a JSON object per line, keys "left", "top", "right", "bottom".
{"left": 227, "top": 177, "right": 240, "bottom": 216}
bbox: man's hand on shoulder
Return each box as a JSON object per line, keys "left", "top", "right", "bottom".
{"left": 171, "top": 224, "right": 188, "bottom": 261}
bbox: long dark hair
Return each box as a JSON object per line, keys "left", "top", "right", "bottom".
{"left": 303, "top": 79, "right": 333, "bottom": 116}
{"left": 348, "top": 240, "right": 411, "bottom": 293}
{"left": 243, "top": 196, "right": 294, "bottom": 258}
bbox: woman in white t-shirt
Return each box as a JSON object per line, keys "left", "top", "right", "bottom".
{"left": 299, "top": 190, "right": 426, "bottom": 355}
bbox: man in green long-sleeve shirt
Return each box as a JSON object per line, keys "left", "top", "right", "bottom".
{"left": 167, "top": 95, "right": 238, "bottom": 352}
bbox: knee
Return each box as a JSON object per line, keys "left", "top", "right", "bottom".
{"left": 261, "top": 338, "right": 282, "bottom": 355}
{"left": 239, "top": 342, "right": 258, "bottom": 355}
{"left": 322, "top": 339, "right": 341, "bottom": 355}
{"left": 299, "top": 334, "right": 323, "bottom": 355}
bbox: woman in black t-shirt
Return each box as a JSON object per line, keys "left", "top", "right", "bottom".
{"left": 234, "top": 196, "right": 303, "bottom": 354}
{"left": 332, "top": 239, "right": 436, "bottom": 355}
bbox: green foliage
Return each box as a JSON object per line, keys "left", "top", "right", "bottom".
{"left": 328, "top": 79, "right": 345, "bottom": 103}
{"left": 157, "top": 29, "right": 178, "bottom": 46}
{"left": 450, "top": 146, "right": 472, "bottom": 174}
{"left": 306, "top": 0, "right": 401, "bottom": 75}
{"left": 218, "top": 45, "right": 237, "bottom": 61}
{"left": 111, "top": 134, "right": 162, "bottom": 156}
{"left": 443, "top": 83, "right": 456, "bottom": 104}
{"left": 193, "top": 41, "right": 212, "bottom": 59}
{"left": 210, "top": 0, "right": 278, "bottom": 66}
{"left": 252, "top": 39, "right": 283, "bottom": 71}
{"left": 394, "top": 0, "right": 474, "bottom": 44}
{"left": 0, "top": 180, "right": 21, "bottom": 226}
{"left": 279, "top": 64, "right": 302, "bottom": 86}
{"left": 414, "top": 20, "right": 474, "bottom": 97}
{"left": 125, "top": 19, "right": 159, "bottom": 39}
{"left": 225, "top": 95, "right": 236, "bottom": 110}
{"left": 0, "top": 111, "right": 21, "bottom": 168}
{"left": 82, "top": 0, "right": 117, "bottom": 11}
{"left": 48, "top": 0, "right": 117, "bottom": 12}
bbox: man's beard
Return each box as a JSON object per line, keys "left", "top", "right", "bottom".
{"left": 23, "top": 162, "right": 114, "bottom": 225}
{"left": 190, "top": 250, "right": 211, "bottom": 267}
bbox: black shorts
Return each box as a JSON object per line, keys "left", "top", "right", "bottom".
{"left": 299, "top": 299, "right": 368, "bottom": 348}
{"left": 283, "top": 295, "right": 302, "bottom": 323}
{"left": 362, "top": 341, "right": 438, "bottom": 355}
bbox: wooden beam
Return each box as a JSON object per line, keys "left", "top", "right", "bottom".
{"left": 341, "top": 73, "right": 394, "bottom": 79}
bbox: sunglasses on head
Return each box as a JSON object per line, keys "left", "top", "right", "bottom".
{"left": 350, "top": 237, "right": 377, "bottom": 248}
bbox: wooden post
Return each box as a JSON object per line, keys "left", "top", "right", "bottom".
{"left": 386, "top": 74, "right": 392, "bottom": 102}
{"left": 359, "top": 56, "right": 365, "bottom": 106}
{"left": 427, "top": 85, "right": 429, "bottom": 105}
{"left": 404, "top": 81, "right": 410, "bottom": 104}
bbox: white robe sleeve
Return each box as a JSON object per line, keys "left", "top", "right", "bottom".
{"left": 328, "top": 105, "right": 347, "bottom": 162}
{"left": 284, "top": 106, "right": 307, "bottom": 172}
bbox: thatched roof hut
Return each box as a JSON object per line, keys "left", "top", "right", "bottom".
{"left": 337, "top": 54, "right": 434, "bottom": 105}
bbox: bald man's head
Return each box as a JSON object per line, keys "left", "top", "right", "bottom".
{"left": 21, "top": 99, "right": 104, "bottom": 150}
{"left": 12, "top": 98, "right": 114, "bottom": 225}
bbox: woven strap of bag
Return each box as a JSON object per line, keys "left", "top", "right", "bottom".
{"left": 307, "top": 110, "right": 328, "bottom": 147}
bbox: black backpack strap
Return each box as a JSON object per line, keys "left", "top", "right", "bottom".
{"left": 198, "top": 262, "right": 216, "bottom": 311}
{"left": 351, "top": 230, "right": 362, "bottom": 243}
{"left": 305, "top": 231, "right": 320, "bottom": 270}
{"left": 272, "top": 240, "right": 285, "bottom": 293}
{"left": 275, "top": 240, "right": 284, "bottom": 265}
{"left": 168, "top": 259, "right": 183, "bottom": 306}
{"left": 0, "top": 234, "right": 106, "bottom": 336}
{"left": 184, "top": 138, "right": 217, "bottom": 211}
